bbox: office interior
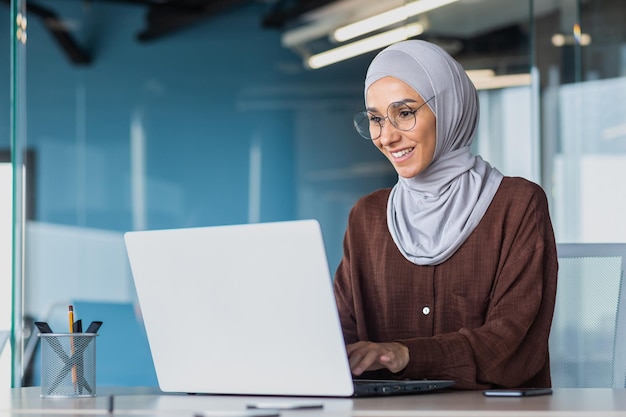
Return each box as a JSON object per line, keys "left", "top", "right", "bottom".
{"left": 1, "top": 0, "right": 625, "bottom": 391}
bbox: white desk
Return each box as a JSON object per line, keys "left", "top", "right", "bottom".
{"left": 3, "top": 386, "right": 626, "bottom": 416}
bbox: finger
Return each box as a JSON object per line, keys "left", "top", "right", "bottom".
{"left": 351, "top": 348, "right": 382, "bottom": 375}
{"left": 346, "top": 342, "right": 372, "bottom": 368}
{"left": 379, "top": 352, "right": 393, "bottom": 363}
{"left": 346, "top": 341, "right": 366, "bottom": 355}
{"left": 347, "top": 346, "right": 366, "bottom": 371}
{"left": 379, "top": 344, "right": 408, "bottom": 373}
{"left": 379, "top": 346, "right": 398, "bottom": 363}
{"left": 379, "top": 352, "right": 402, "bottom": 372}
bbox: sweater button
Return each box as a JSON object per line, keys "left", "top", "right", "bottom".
{"left": 422, "top": 306, "right": 431, "bottom": 315}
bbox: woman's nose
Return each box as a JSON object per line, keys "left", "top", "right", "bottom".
{"left": 377, "top": 121, "right": 400, "bottom": 146}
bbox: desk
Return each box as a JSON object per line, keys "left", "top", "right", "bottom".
{"left": 3, "top": 386, "right": 626, "bottom": 416}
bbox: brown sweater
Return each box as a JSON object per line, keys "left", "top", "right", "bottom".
{"left": 333, "top": 176, "right": 558, "bottom": 389}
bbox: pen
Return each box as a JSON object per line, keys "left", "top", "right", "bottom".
{"left": 73, "top": 319, "right": 83, "bottom": 333}
{"left": 85, "top": 321, "right": 103, "bottom": 334}
{"left": 34, "top": 321, "right": 54, "bottom": 334}
{"left": 247, "top": 402, "right": 323, "bottom": 410}
{"left": 68, "top": 305, "right": 77, "bottom": 392}
{"left": 72, "top": 318, "right": 83, "bottom": 394}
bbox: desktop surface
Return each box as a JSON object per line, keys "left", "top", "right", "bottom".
{"left": 4, "top": 386, "right": 626, "bottom": 416}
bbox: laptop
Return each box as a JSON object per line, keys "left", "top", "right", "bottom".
{"left": 124, "top": 219, "right": 455, "bottom": 397}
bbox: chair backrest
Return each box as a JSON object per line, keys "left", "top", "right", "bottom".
{"left": 550, "top": 243, "right": 626, "bottom": 388}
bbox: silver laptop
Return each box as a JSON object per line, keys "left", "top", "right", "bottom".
{"left": 124, "top": 219, "right": 454, "bottom": 397}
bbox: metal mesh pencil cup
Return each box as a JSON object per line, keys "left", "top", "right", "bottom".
{"left": 39, "top": 333, "right": 97, "bottom": 398}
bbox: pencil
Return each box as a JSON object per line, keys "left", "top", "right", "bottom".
{"left": 68, "top": 305, "right": 77, "bottom": 392}
{"left": 68, "top": 305, "right": 74, "bottom": 333}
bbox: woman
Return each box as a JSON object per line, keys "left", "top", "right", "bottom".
{"left": 333, "top": 40, "right": 558, "bottom": 389}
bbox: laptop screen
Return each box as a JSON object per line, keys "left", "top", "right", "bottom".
{"left": 125, "top": 220, "right": 355, "bottom": 397}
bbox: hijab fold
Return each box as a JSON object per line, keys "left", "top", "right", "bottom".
{"left": 365, "top": 40, "right": 504, "bottom": 266}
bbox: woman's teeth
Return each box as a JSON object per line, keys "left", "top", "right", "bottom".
{"left": 391, "top": 148, "right": 414, "bottom": 158}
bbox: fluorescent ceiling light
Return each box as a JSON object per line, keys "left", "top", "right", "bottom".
{"left": 466, "top": 70, "right": 532, "bottom": 90}
{"left": 307, "top": 23, "right": 424, "bottom": 70}
{"left": 333, "top": 0, "right": 458, "bottom": 42}
{"left": 282, "top": 15, "right": 345, "bottom": 48}
{"left": 281, "top": 1, "right": 406, "bottom": 48}
{"left": 465, "top": 69, "right": 496, "bottom": 79}
{"left": 551, "top": 33, "right": 591, "bottom": 47}
{"left": 552, "top": 23, "right": 592, "bottom": 47}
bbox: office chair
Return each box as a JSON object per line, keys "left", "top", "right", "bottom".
{"left": 549, "top": 243, "right": 626, "bottom": 388}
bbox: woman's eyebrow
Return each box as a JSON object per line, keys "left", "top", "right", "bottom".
{"left": 366, "top": 98, "right": 420, "bottom": 112}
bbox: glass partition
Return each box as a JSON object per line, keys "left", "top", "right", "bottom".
{"left": 0, "top": 6, "right": 11, "bottom": 389}
{"left": 536, "top": 0, "right": 626, "bottom": 243}
{"left": 537, "top": 0, "right": 626, "bottom": 388}
{"left": 3, "top": 0, "right": 27, "bottom": 388}
{"left": 7, "top": 0, "right": 625, "bottom": 387}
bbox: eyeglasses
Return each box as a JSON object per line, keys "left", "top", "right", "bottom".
{"left": 353, "top": 96, "right": 434, "bottom": 140}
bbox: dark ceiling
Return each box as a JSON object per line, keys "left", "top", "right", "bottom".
{"left": 119, "top": 0, "right": 337, "bottom": 40}
{"left": 4, "top": 0, "right": 337, "bottom": 64}
{"left": 5, "top": 0, "right": 530, "bottom": 69}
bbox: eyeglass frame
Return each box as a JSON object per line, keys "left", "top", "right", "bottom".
{"left": 353, "top": 96, "right": 435, "bottom": 140}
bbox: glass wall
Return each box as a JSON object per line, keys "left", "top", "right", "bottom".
{"left": 0, "top": 7, "right": 12, "bottom": 389}
{"left": 0, "top": 1, "right": 27, "bottom": 387}
{"left": 538, "top": 0, "right": 626, "bottom": 244}
{"left": 536, "top": 0, "right": 626, "bottom": 388}
{"left": 4, "top": 0, "right": 626, "bottom": 387}
{"left": 3, "top": 0, "right": 27, "bottom": 389}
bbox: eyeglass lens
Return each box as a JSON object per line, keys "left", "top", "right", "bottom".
{"left": 353, "top": 98, "right": 432, "bottom": 140}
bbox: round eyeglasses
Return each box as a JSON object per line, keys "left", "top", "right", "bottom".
{"left": 353, "top": 96, "right": 434, "bottom": 140}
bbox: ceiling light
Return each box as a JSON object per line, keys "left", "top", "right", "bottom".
{"left": 307, "top": 23, "right": 424, "bottom": 70}
{"left": 466, "top": 70, "right": 532, "bottom": 90}
{"left": 552, "top": 23, "right": 592, "bottom": 47}
{"left": 551, "top": 33, "right": 591, "bottom": 47}
{"left": 282, "top": 16, "right": 345, "bottom": 48}
{"left": 465, "top": 69, "right": 496, "bottom": 80}
{"left": 551, "top": 34, "right": 566, "bottom": 47}
{"left": 332, "top": 0, "right": 458, "bottom": 42}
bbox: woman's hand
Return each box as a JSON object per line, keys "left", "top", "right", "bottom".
{"left": 346, "top": 341, "right": 409, "bottom": 376}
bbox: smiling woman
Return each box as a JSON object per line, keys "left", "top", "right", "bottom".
{"left": 334, "top": 40, "right": 558, "bottom": 390}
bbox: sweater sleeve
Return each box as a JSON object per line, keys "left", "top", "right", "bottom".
{"left": 334, "top": 241, "right": 358, "bottom": 345}
{"left": 333, "top": 195, "right": 373, "bottom": 346}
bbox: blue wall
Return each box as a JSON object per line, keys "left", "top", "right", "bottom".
{"left": 1, "top": 2, "right": 396, "bottom": 273}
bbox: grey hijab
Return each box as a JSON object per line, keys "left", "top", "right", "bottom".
{"left": 364, "top": 40, "right": 503, "bottom": 265}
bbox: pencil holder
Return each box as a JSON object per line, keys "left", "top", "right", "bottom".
{"left": 39, "top": 333, "right": 97, "bottom": 398}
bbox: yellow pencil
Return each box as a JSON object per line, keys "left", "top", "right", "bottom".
{"left": 68, "top": 305, "right": 77, "bottom": 392}
{"left": 68, "top": 305, "right": 74, "bottom": 333}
